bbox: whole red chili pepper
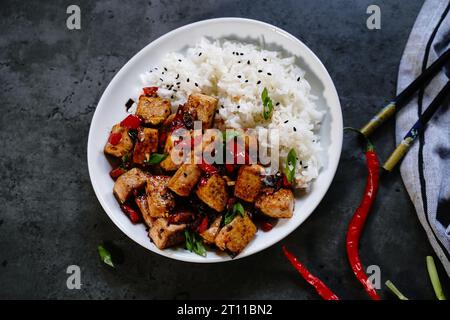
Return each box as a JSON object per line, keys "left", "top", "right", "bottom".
{"left": 346, "top": 138, "right": 381, "bottom": 300}
{"left": 282, "top": 246, "right": 339, "bottom": 300}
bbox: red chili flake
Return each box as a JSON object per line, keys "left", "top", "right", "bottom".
{"left": 197, "top": 216, "right": 209, "bottom": 233}
{"left": 109, "top": 167, "right": 126, "bottom": 180}
{"left": 199, "top": 163, "right": 219, "bottom": 175}
{"left": 199, "top": 177, "right": 208, "bottom": 187}
{"left": 108, "top": 132, "right": 122, "bottom": 145}
{"left": 143, "top": 86, "right": 158, "bottom": 96}
{"left": 120, "top": 114, "right": 142, "bottom": 129}
{"left": 120, "top": 204, "right": 141, "bottom": 224}
{"left": 260, "top": 221, "right": 274, "bottom": 232}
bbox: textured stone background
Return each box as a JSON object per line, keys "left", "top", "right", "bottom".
{"left": 1, "top": 0, "right": 449, "bottom": 299}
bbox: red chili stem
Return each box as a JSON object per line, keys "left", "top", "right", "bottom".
{"left": 345, "top": 144, "right": 381, "bottom": 300}
{"left": 282, "top": 246, "right": 340, "bottom": 300}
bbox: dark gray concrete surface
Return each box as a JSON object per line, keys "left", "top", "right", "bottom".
{"left": 1, "top": 0, "right": 449, "bottom": 300}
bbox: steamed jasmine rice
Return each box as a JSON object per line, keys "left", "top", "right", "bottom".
{"left": 140, "top": 38, "right": 323, "bottom": 189}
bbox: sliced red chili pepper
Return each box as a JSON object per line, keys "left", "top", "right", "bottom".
{"left": 120, "top": 204, "right": 141, "bottom": 224}
{"left": 199, "top": 163, "right": 219, "bottom": 175}
{"left": 109, "top": 167, "right": 126, "bottom": 180}
{"left": 108, "top": 132, "right": 122, "bottom": 145}
{"left": 143, "top": 86, "right": 158, "bottom": 96}
{"left": 197, "top": 216, "right": 209, "bottom": 233}
{"left": 282, "top": 246, "right": 340, "bottom": 300}
{"left": 346, "top": 139, "right": 381, "bottom": 300}
{"left": 260, "top": 221, "right": 274, "bottom": 232}
{"left": 120, "top": 114, "right": 142, "bottom": 129}
{"left": 168, "top": 210, "right": 194, "bottom": 224}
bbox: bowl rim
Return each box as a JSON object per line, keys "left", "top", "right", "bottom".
{"left": 87, "top": 17, "right": 343, "bottom": 263}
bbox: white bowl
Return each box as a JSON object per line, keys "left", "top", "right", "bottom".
{"left": 87, "top": 18, "right": 342, "bottom": 263}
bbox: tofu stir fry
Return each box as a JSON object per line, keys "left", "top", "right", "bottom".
{"left": 104, "top": 87, "right": 295, "bottom": 257}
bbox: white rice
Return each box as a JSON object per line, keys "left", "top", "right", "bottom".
{"left": 140, "top": 38, "right": 323, "bottom": 189}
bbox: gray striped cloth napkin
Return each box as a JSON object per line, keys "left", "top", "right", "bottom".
{"left": 397, "top": 0, "right": 450, "bottom": 277}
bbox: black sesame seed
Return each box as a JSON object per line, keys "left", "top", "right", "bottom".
{"left": 178, "top": 59, "right": 182, "bottom": 62}
{"left": 164, "top": 67, "right": 167, "bottom": 71}
{"left": 263, "top": 58, "right": 267, "bottom": 62}
{"left": 173, "top": 89, "right": 177, "bottom": 92}
{"left": 155, "top": 67, "right": 158, "bottom": 70}
{"left": 232, "top": 51, "right": 235, "bottom": 54}
{"left": 237, "top": 105, "right": 240, "bottom": 109}
{"left": 195, "top": 82, "right": 198, "bottom": 87}
{"left": 160, "top": 78, "right": 163, "bottom": 81}
{"left": 198, "top": 52, "right": 202, "bottom": 56}
{"left": 221, "top": 105, "right": 224, "bottom": 109}
{"left": 176, "top": 82, "right": 180, "bottom": 85}
{"left": 284, "top": 120, "right": 289, "bottom": 124}
{"left": 245, "top": 80, "right": 248, "bottom": 83}
{"left": 247, "top": 60, "right": 250, "bottom": 65}
{"left": 175, "top": 74, "right": 180, "bottom": 79}
{"left": 162, "top": 72, "right": 165, "bottom": 75}
{"left": 171, "top": 95, "right": 174, "bottom": 99}
{"left": 237, "top": 75, "right": 241, "bottom": 79}
{"left": 257, "top": 80, "right": 261, "bottom": 85}
{"left": 258, "top": 70, "right": 262, "bottom": 73}
{"left": 297, "top": 77, "right": 301, "bottom": 81}
{"left": 238, "top": 61, "right": 241, "bottom": 63}
{"left": 267, "top": 72, "right": 272, "bottom": 76}
{"left": 276, "top": 102, "right": 280, "bottom": 106}
{"left": 183, "top": 172, "right": 188, "bottom": 177}
{"left": 293, "top": 127, "right": 297, "bottom": 132}
{"left": 304, "top": 166, "right": 308, "bottom": 169}
{"left": 187, "top": 78, "right": 190, "bottom": 82}
{"left": 240, "top": 53, "right": 244, "bottom": 56}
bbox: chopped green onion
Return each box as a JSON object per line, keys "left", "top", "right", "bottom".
{"left": 184, "top": 230, "right": 206, "bottom": 257}
{"left": 223, "top": 202, "right": 245, "bottom": 225}
{"left": 144, "top": 153, "right": 167, "bottom": 164}
{"left": 98, "top": 245, "right": 114, "bottom": 268}
{"left": 284, "top": 148, "right": 297, "bottom": 183}
{"left": 261, "top": 87, "right": 273, "bottom": 120}
{"left": 385, "top": 280, "right": 408, "bottom": 300}
{"left": 426, "top": 256, "right": 447, "bottom": 300}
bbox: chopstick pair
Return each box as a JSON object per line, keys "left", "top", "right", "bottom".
{"left": 359, "top": 47, "right": 450, "bottom": 171}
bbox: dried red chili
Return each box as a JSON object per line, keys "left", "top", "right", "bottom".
{"left": 282, "top": 246, "right": 339, "bottom": 300}
{"left": 197, "top": 216, "right": 209, "bottom": 233}
{"left": 109, "top": 167, "right": 126, "bottom": 180}
{"left": 120, "top": 204, "right": 141, "bottom": 224}
{"left": 346, "top": 138, "right": 381, "bottom": 300}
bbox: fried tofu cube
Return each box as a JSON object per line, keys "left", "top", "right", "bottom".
{"left": 167, "top": 164, "right": 201, "bottom": 196}
{"left": 146, "top": 175, "right": 176, "bottom": 218}
{"left": 200, "top": 216, "right": 222, "bottom": 245}
{"left": 196, "top": 174, "right": 229, "bottom": 212}
{"left": 135, "top": 195, "right": 154, "bottom": 227}
{"left": 185, "top": 93, "right": 218, "bottom": 129}
{"left": 136, "top": 96, "right": 171, "bottom": 126}
{"left": 255, "top": 188, "right": 295, "bottom": 218}
{"left": 104, "top": 124, "right": 134, "bottom": 158}
{"left": 160, "top": 134, "right": 185, "bottom": 171}
{"left": 234, "top": 164, "right": 264, "bottom": 203}
{"left": 113, "top": 168, "right": 148, "bottom": 203}
{"left": 215, "top": 214, "right": 256, "bottom": 254}
{"left": 148, "top": 218, "right": 186, "bottom": 249}
{"left": 132, "top": 128, "right": 158, "bottom": 164}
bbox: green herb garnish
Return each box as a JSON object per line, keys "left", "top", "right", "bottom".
{"left": 385, "top": 280, "right": 409, "bottom": 300}
{"left": 284, "top": 148, "right": 297, "bottom": 183}
{"left": 144, "top": 153, "right": 167, "bottom": 165}
{"left": 98, "top": 245, "right": 114, "bottom": 268}
{"left": 223, "top": 202, "right": 245, "bottom": 225}
{"left": 427, "top": 256, "right": 447, "bottom": 300}
{"left": 261, "top": 87, "right": 273, "bottom": 120}
{"left": 184, "top": 230, "right": 207, "bottom": 257}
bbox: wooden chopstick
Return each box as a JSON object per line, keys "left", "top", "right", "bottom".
{"left": 383, "top": 80, "right": 450, "bottom": 171}
{"left": 361, "top": 47, "right": 450, "bottom": 137}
